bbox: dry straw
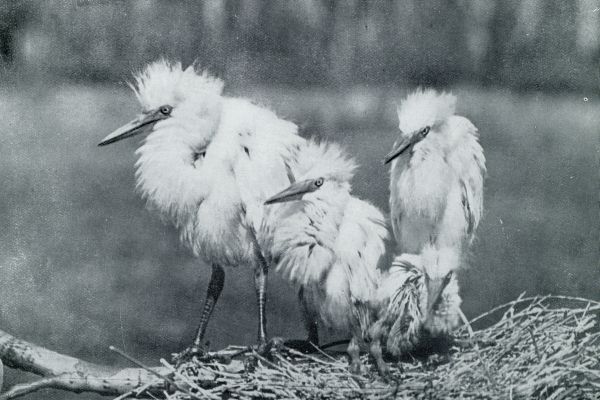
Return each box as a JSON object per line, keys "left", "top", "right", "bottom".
{"left": 131, "top": 295, "right": 599, "bottom": 400}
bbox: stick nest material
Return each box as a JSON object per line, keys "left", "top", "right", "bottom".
{"left": 140, "top": 295, "right": 600, "bottom": 400}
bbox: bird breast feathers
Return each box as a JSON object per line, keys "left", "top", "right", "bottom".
{"left": 392, "top": 150, "right": 453, "bottom": 218}
{"left": 391, "top": 115, "right": 485, "bottom": 221}
{"left": 337, "top": 198, "right": 389, "bottom": 301}
{"left": 270, "top": 209, "right": 338, "bottom": 286}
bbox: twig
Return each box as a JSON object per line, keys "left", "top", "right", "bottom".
{"left": 159, "top": 358, "right": 220, "bottom": 400}
{"left": 527, "top": 326, "right": 542, "bottom": 363}
{"left": 458, "top": 307, "right": 475, "bottom": 338}
{"left": 109, "top": 346, "right": 203, "bottom": 400}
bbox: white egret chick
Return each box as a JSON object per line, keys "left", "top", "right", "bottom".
{"left": 99, "top": 60, "right": 303, "bottom": 359}
{"left": 262, "top": 140, "right": 389, "bottom": 374}
{"left": 370, "top": 245, "right": 461, "bottom": 362}
{"left": 383, "top": 89, "right": 485, "bottom": 315}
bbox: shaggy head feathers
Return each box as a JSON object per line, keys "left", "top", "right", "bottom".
{"left": 292, "top": 139, "right": 357, "bottom": 184}
{"left": 397, "top": 88, "right": 456, "bottom": 134}
{"left": 130, "top": 59, "right": 224, "bottom": 111}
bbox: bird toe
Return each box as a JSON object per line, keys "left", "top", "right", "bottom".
{"left": 349, "top": 360, "right": 365, "bottom": 375}
{"left": 255, "top": 337, "right": 285, "bottom": 358}
{"left": 282, "top": 339, "right": 318, "bottom": 354}
{"left": 171, "top": 344, "right": 206, "bottom": 366}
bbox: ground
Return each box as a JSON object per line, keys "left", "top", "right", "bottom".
{"left": 0, "top": 84, "right": 597, "bottom": 399}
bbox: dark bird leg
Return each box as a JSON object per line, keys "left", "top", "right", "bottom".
{"left": 173, "top": 263, "right": 225, "bottom": 364}
{"left": 195, "top": 263, "right": 226, "bottom": 347}
{"left": 299, "top": 287, "right": 320, "bottom": 346}
{"left": 284, "top": 288, "right": 320, "bottom": 353}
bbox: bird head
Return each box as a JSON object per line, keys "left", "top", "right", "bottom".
{"left": 391, "top": 246, "right": 459, "bottom": 318}
{"left": 98, "top": 59, "right": 224, "bottom": 150}
{"left": 263, "top": 141, "right": 356, "bottom": 205}
{"left": 416, "top": 245, "right": 460, "bottom": 318}
{"left": 384, "top": 88, "right": 457, "bottom": 164}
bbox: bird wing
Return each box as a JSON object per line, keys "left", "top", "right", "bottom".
{"left": 222, "top": 98, "right": 305, "bottom": 243}
{"left": 270, "top": 201, "right": 339, "bottom": 286}
{"left": 337, "top": 198, "right": 389, "bottom": 305}
{"left": 446, "top": 116, "right": 486, "bottom": 244}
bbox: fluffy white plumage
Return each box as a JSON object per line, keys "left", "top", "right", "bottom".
{"left": 101, "top": 59, "right": 307, "bottom": 355}
{"left": 132, "top": 60, "right": 304, "bottom": 267}
{"left": 131, "top": 60, "right": 224, "bottom": 112}
{"left": 262, "top": 139, "right": 389, "bottom": 371}
{"left": 370, "top": 245, "right": 462, "bottom": 358}
{"left": 396, "top": 88, "right": 457, "bottom": 135}
{"left": 389, "top": 88, "right": 486, "bottom": 273}
{"left": 373, "top": 89, "right": 485, "bottom": 363}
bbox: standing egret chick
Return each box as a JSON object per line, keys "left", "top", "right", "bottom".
{"left": 384, "top": 89, "right": 485, "bottom": 253}
{"left": 383, "top": 89, "right": 485, "bottom": 316}
{"left": 262, "top": 140, "right": 389, "bottom": 374}
{"left": 370, "top": 245, "right": 461, "bottom": 362}
{"left": 99, "top": 60, "right": 303, "bottom": 359}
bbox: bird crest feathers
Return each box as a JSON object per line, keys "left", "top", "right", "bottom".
{"left": 292, "top": 139, "right": 357, "bottom": 183}
{"left": 130, "top": 59, "right": 224, "bottom": 111}
{"left": 397, "top": 88, "right": 456, "bottom": 134}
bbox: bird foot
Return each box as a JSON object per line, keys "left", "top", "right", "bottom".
{"left": 426, "top": 353, "right": 450, "bottom": 367}
{"left": 171, "top": 343, "right": 207, "bottom": 366}
{"left": 282, "top": 339, "right": 319, "bottom": 354}
{"left": 349, "top": 360, "right": 366, "bottom": 375}
{"left": 374, "top": 357, "right": 391, "bottom": 379}
{"left": 242, "top": 337, "right": 285, "bottom": 370}
{"left": 451, "top": 336, "right": 496, "bottom": 349}
{"left": 255, "top": 337, "right": 285, "bottom": 358}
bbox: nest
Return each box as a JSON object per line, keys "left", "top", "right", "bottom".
{"left": 143, "top": 295, "right": 599, "bottom": 400}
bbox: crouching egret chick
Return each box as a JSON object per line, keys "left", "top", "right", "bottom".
{"left": 383, "top": 88, "right": 485, "bottom": 321}
{"left": 262, "top": 140, "right": 389, "bottom": 374}
{"left": 370, "top": 245, "right": 461, "bottom": 365}
{"left": 99, "top": 60, "right": 303, "bottom": 359}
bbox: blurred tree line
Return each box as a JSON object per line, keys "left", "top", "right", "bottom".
{"left": 0, "top": 0, "right": 598, "bottom": 91}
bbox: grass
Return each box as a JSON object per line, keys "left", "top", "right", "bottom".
{"left": 152, "top": 295, "right": 600, "bottom": 400}
{"left": 0, "top": 82, "right": 596, "bottom": 399}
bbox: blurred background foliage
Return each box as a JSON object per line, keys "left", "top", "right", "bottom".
{"left": 0, "top": 0, "right": 598, "bottom": 90}
{"left": 0, "top": 2, "right": 598, "bottom": 399}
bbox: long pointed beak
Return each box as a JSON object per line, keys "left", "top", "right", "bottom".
{"left": 426, "top": 272, "right": 454, "bottom": 315}
{"left": 98, "top": 111, "right": 164, "bottom": 146}
{"left": 383, "top": 136, "right": 415, "bottom": 164}
{"left": 264, "top": 180, "right": 312, "bottom": 205}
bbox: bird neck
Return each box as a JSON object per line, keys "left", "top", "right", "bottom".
{"left": 391, "top": 147, "right": 452, "bottom": 216}
{"left": 134, "top": 112, "right": 224, "bottom": 224}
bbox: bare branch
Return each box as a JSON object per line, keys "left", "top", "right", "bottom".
{"left": 0, "top": 327, "right": 249, "bottom": 399}
{"left": 0, "top": 327, "right": 169, "bottom": 397}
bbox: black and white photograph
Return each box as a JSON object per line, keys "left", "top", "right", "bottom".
{"left": 0, "top": 1, "right": 598, "bottom": 399}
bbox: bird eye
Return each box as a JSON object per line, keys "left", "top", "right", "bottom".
{"left": 421, "top": 126, "right": 431, "bottom": 137}
{"left": 314, "top": 178, "right": 324, "bottom": 187}
{"left": 443, "top": 271, "right": 454, "bottom": 283}
{"left": 159, "top": 105, "right": 173, "bottom": 116}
